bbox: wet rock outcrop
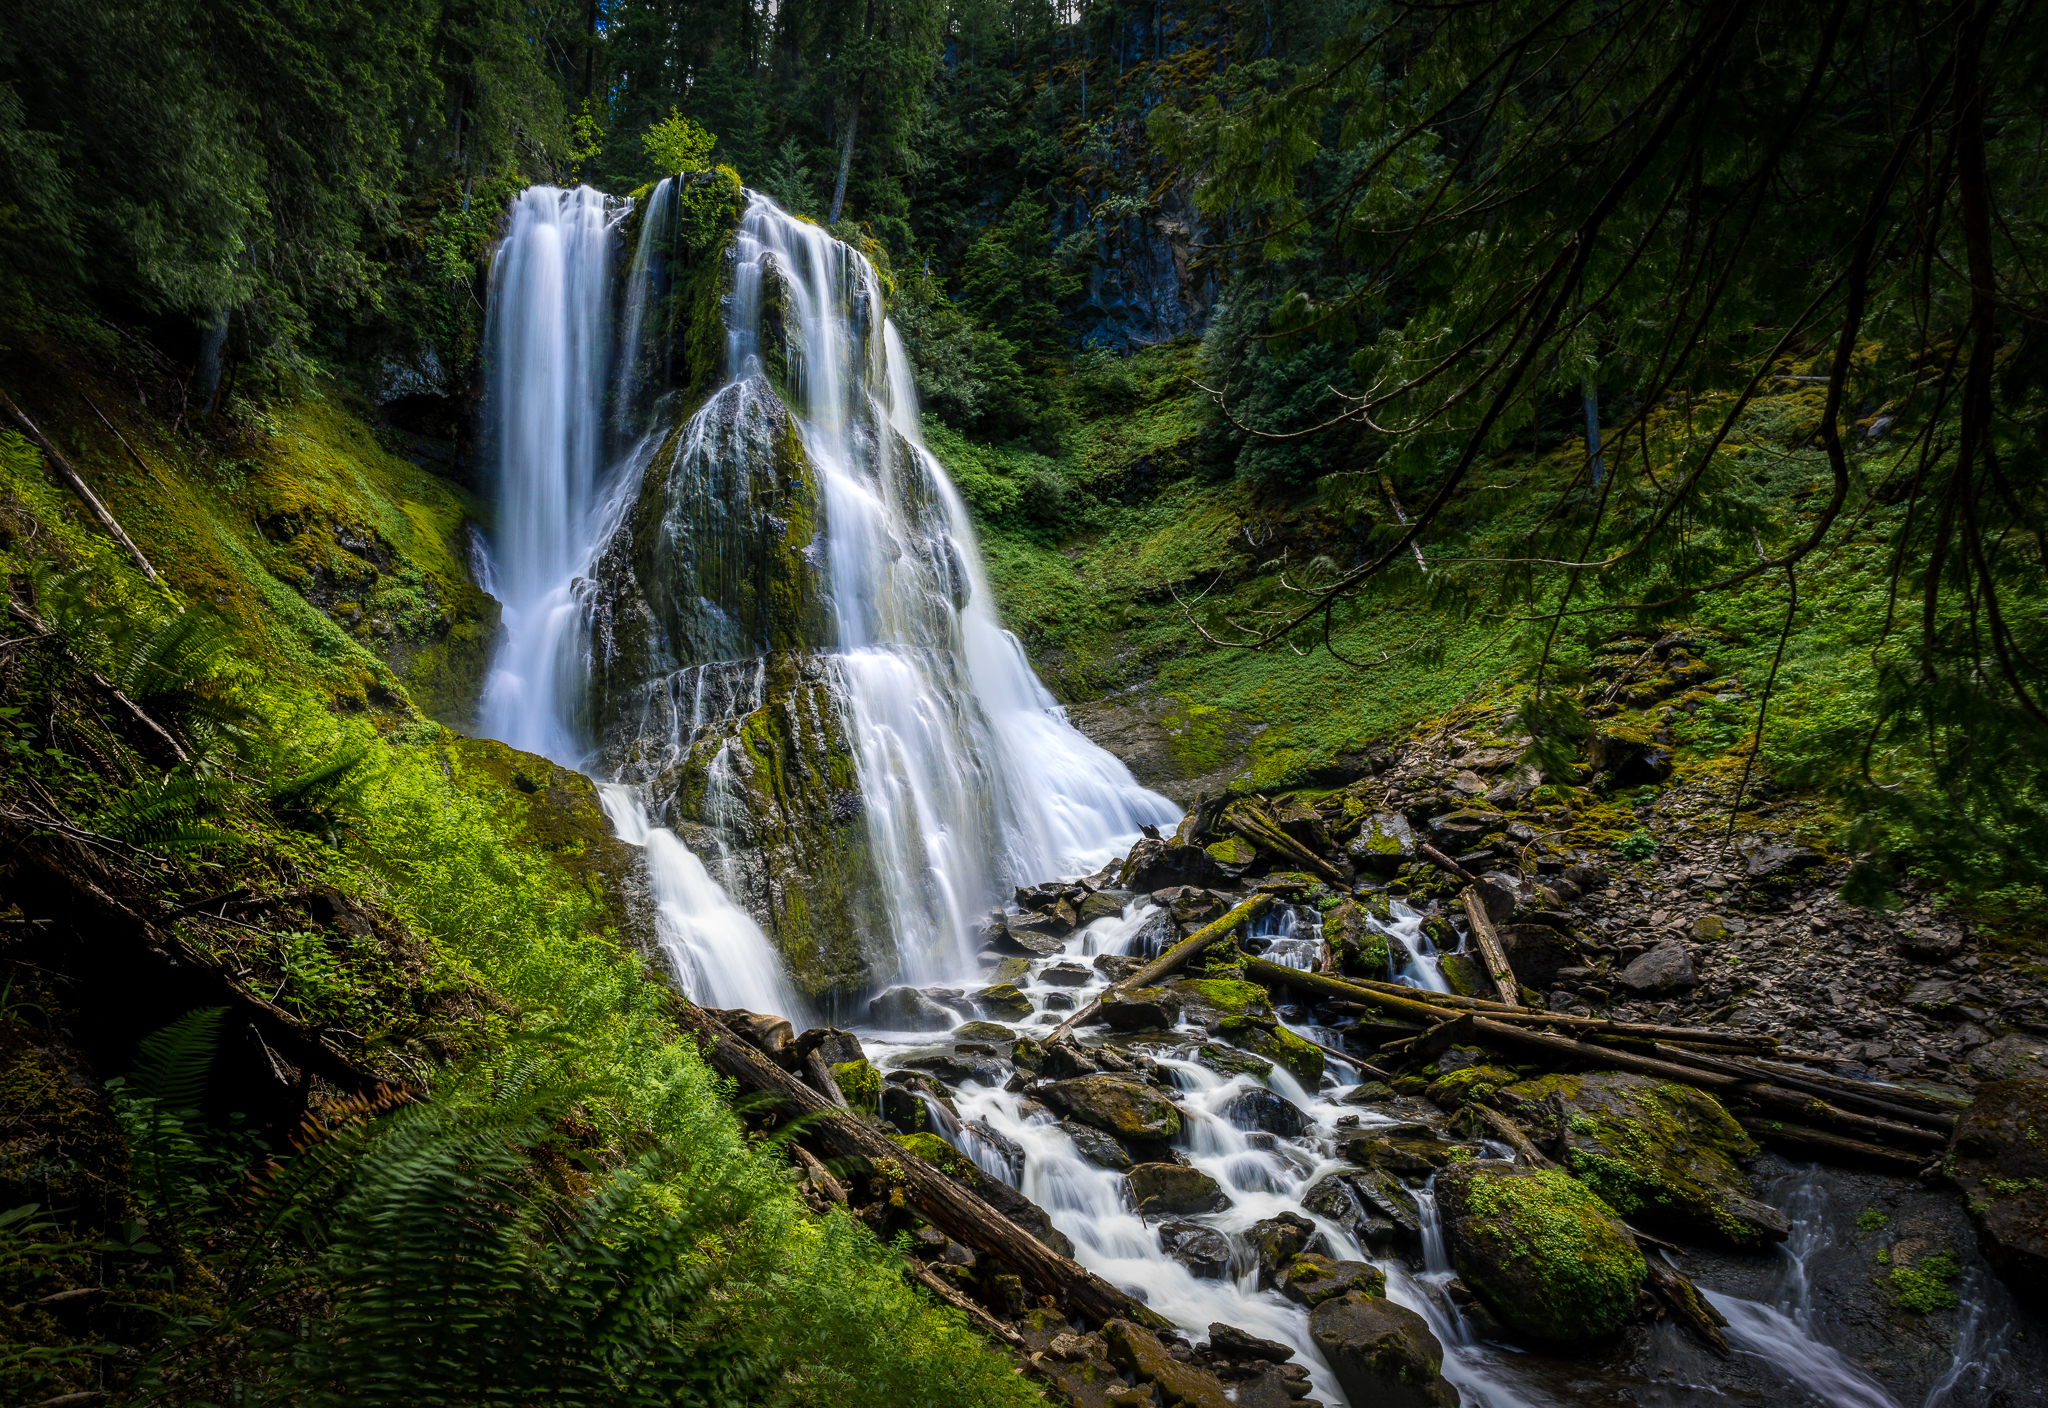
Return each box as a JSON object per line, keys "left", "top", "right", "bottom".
{"left": 1436, "top": 1162, "right": 1645, "bottom": 1346}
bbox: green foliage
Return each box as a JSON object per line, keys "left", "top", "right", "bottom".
{"left": 0, "top": 1204, "right": 96, "bottom": 1399}
{"left": 104, "top": 1008, "right": 266, "bottom": 1226}
{"left": 92, "top": 768, "right": 242, "bottom": 852}
{"left": 1618, "top": 830, "right": 1657, "bottom": 863}
{"left": 643, "top": 109, "right": 717, "bottom": 175}
{"left": 760, "top": 136, "right": 822, "bottom": 218}
{"left": 1889, "top": 1250, "right": 1962, "bottom": 1314}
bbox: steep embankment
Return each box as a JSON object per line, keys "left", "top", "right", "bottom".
{"left": 0, "top": 334, "right": 1040, "bottom": 1408}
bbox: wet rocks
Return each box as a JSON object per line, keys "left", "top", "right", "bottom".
{"left": 1302, "top": 1168, "right": 1420, "bottom": 1253}
{"left": 1216, "top": 1017, "right": 1323, "bottom": 1087}
{"left": 1062, "top": 1119, "right": 1134, "bottom": 1171}
{"left": 1194, "top": 1042, "right": 1274, "bottom": 1082}
{"left": 1347, "top": 813, "right": 1417, "bottom": 876}
{"left": 1614, "top": 943, "right": 1696, "bottom": 996}
{"left": 1100, "top": 986, "right": 1185, "bottom": 1031}
{"left": 869, "top": 986, "right": 959, "bottom": 1031}
{"left": 1041, "top": 961, "right": 1095, "bottom": 987}
{"left": 1426, "top": 808, "right": 1506, "bottom": 850}
{"left": 952, "top": 1021, "right": 1016, "bottom": 1043}
{"left": 1220, "top": 1087, "right": 1311, "bottom": 1138}
{"left": 1040, "top": 1074, "right": 1183, "bottom": 1141}
{"left": 1206, "top": 1322, "right": 1295, "bottom": 1363}
{"left": 1436, "top": 1162, "right": 1645, "bottom": 1346}
{"left": 1076, "top": 890, "right": 1128, "bottom": 926}
{"left": 1946, "top": 1078, "right": 2048, "bottom": 1300}
{"left": 1158, "top": 1220, "right": 1233, "bottom": 1278}
{"left": 1168, "top": 978, "right": 1275, "bottom": 1025}
{"left": 1127, "top": 1162, "right": 1232, "bottom": 1215}
{"left": 1308, "top": 1293, "right": 1455, "bottom": 1408}
{"left": 1121, "top": 840, "right": 1229, "bottom": 893}
{"left": 1247, "top": 1211, "right": 1318, "bottom": 1287}
{"left": 1494, "top": 1070, "right": 1784, "bottom": 1248}
{"left": 1276, "top": 1253, "right": 1386, "bottom": 1308}
{"left": 1102, "top": 1320, "right": 1232, "bottom": 1408}
{"left": 970, "top": 983, "right": 1033, "bottom": 1020}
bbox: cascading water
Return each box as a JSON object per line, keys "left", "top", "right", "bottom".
{"left": 477, "top": 182, "right": 1174, "bottom": 1007}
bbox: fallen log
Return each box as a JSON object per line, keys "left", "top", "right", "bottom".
{"left": 906, "top": 1258, "right": 1030, "bottom": 1349}
{"left": 1735, "top": 1116, "right": 1929, "bottom": 1176}
{"left": 1740, "top": 1055, "right": 1965, "bottom": 1118}
{"left": 803, "top": 1048, "right": 851, "bottom": 1108}
{"left": 672, "top": 1002, "right": 1165, "bottom": 1330}
{"left": 1417, "top": 843, "right": 1477, "bottom": 882}
{"left": 2, "top": 389, "right": 162, "bottom": 585}
{"left": 1225, "top": 803, "right": 1350, "bottom": 887}
{"left": 1635, "top": 1043, "right": 1955, "bottom": 1135}
{"left": 1339, "top": 978, "right": 1776, "bottom": 1048}
{"left": 1047, "top": 893, "right": 1274, "bottom": 1042}
{"left": 1458, "top": 885, "right": 1521, "bottom": 1006}
{"left": 1641, "top": 1252, "right": 1730, "bottom": 1356}
{"left": 791, "top": 1143, "right": 849, "bottom": 1203}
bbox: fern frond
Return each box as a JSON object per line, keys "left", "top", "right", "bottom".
{"left": 126, "top": 1007, "right": 227, "bottom": 1110}
{"left": 93, "top": 770, "right": 243, "bottom": 852}
{"left": 265, "top": 742, "right": 375, "bottom": 828}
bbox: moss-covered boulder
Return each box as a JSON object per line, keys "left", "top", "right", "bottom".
{"left": 1424, "top": 1064, "right": 1518, "bottom": 1110}
{"left": 1947, "top": 1078, "right": 2048, "bottom": 1300}
{"left": 1323, "top": 900, "right": 1390, "bottom": 979}
{"left": 1040, "top": 1075, "right": 1182, "bottom": 1142}
{"left": 1167, "top": 978, "right": 1275, "bottom": 1025}
{"left": 970, "top": 983, "right": 1033, "bottom": 1020}
{"left": 1194, "top": 1042, "right": 1273, "bottom": 1082}
{"left": 1204, "top": 834, "right": 1258, "bottom": 873}
{"left": 831, "top": 1058, "right": 880, "bottom": 1109}
{"left": 1099, "top": 985, "right": 1184, "bottom": 1031}
{"left": 1346, "top": 813, "right": 1416, "bottom": 877}
{"left": 953, "top": 1021, "right": 1017, "bottom": 1043}
{"left": 1275, "top": 1253, "right": 1386, "bottom": 1307}
{"left": 1436, "top": 1162, "right": 1645, "bottom": 1346}
{"left": 1127, "top": 1162, "right": 1231, "bottom": 1215}
{"left": 1308, "top": 1294, "right": 1455, "bottom": 1408}
{"left": 1218, "top": 1016, "right": 1323, "bottom": 1088}
{"left": 1495, "top": 1070, "right": 1786, "bottom": 1248}
{"left": 1102, "top": 1320, "right": 1232, "bottom": 1408}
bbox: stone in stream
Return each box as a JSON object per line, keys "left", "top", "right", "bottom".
{"left": 1102, "top": 1320, "right": 1233, "bottom": 1408}
{"left": 1276, "top": 1252, "right": 1386, "bottom": 1307}
{"left": 1061, "top": 1119, "right": 1133, "bottom": 1171}
{"left": 797, "top": 1026, "right": 865, "bottom": 1066}
{"left": 1076, "top": 890, "right": 1128, "bottom": 926}
{"left": 1220, "top": 1087, "right": 1311, "bottom": 1138}
{"left": 1308, "top": 1293, "right": 1456, "bottom": 1408}
{"left": 1042, "top": 991, "right": 1076, "bottom": 1011}
{"left": 867, "top": 986, "right": 958, "bottom": 1031}
{"left": 1947, "top": 1077, "right": 2048, "bottom": 1300}
{"left": 1216, "top": 1016, "right": 1322, "bottom": 1087}
{"left": 1040, "top": 1042, "right": 1104, "bottom": 1080}
{"left": 1613, "top": 942, "right": 1696, "bottom": 996}
{"left": 1040, "top": 961, "right": 1094, "bottom": 987}
{"left": 1120, "top": 839, "right": 1230, "bottom": 893}
{"left": 952, "top": 1021, "right": 1016, "bottom": 1043}
{"left": 1494, "top": 1069, "right": 1786, "bottom": 1249}
{"left": 1167, "top": 978, "right": 1275, "bottom": 1025}
{"left": 1157, "top": 1220, "right": 1233, "bottom": 1278}
{"left": 1127, "top": 1162, "right": 1232, "bottom": 1215}
{"left": 1246, "top": 1211, "right": 1318, "bottom": 1287}
{"left": 1040, "top": 1074, "right": 1183, "bottom": 1141}
{"left": 969, "top": 983, "right": 1033, "bottom": 1020}
{"left": 1435, "top": 1162, "right": 1645, "bottom": 1346}
{"left": 1092, "top": 952, "right": 1143, "bottom": 981}
{"left": 898, "top": 1051, "right": 1010, "bottom": 1087}
{"left": 1303, "top": 1167, "right": 1421, "bottom": 1252}
{"left": 1206, "top": 1322, "right": 1295, "bottom": 1363}
{"left": 1194, "top": 1042, "right": 1273, "bottom": 1082}
{"left": 1099, "top": 985, "right": 1185, "bottom": 1031}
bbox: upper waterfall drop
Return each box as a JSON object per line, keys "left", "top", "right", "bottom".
{"left": 480, "top": 177, "right": 1177, "bottom": 1004}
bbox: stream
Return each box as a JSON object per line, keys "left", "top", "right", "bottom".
{"left": 469, "top": 183, "right": 2043, "bottom": 1408}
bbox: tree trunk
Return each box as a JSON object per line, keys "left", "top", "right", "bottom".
{"left": 828, "top": 93, "right": 860, "bottom": 224}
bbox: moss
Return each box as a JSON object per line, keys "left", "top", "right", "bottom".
{"left": 890, "top": 1132, "right": 975, "bottom": 1181}
{"left": 1425, "top": 1065, "right": 1517, "bottom": 1110}
{"left": 1890, "top": 1250, "right": 1961, "bottom": 1313}
{"left": 1205, "top": 834, "right": 1258, "bottom": 868}
{"left": 1448, "top": 1164, "right": 1645, "bottom": 1345}
{"left": 833, "top": 1059, "right": 881, "bottom": 1109}
{"left": 1218, "top": 1016, "right": 1323, "bottom": 1088}
{"left": 1856, "top": 1208, "right": 1889, "bottom": 1232}
{"left": 1169, "top": 978, "right": 1275, "bottom": 1022}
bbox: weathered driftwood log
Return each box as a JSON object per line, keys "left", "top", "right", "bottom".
{"left": 671, "top": 1002, "right": 1165, "bottom": 1329}
{"left": 1417, "top": 843, "right": 1476, "bottom": 882}
{"left": 1224, "top": 802, "right": 1349, "bottom": 887}
{"left": 1242, "top": 962, "right": 1946, "bottom": 1152}
{"left": 1642, "top": 1252, "right": 1731, "bottom": 1355}
{"left": 1735, "top": 1116, "right": 1929, "bottom": 1175}
{"left": 1047, "top": 892, "right": 1275, "bottom": 1042}
{"left": 1632, "top": 1042, "right": 1956, "bottom": 1135}
{"left": 1340, "top": 978, "right": 1777, "bottom": 1049}
{"left": 2, "top": 389, "right": 162, "bottom": 584}
{"left": 1458, "top": 885, "right": 1522, "bottom": 1006}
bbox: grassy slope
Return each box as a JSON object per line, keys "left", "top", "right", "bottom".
{"left": 0, "top": 336, "right": 1037, "bottom": 1407}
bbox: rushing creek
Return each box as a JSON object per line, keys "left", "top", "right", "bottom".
{"left": 471, "top": 184, "right": 2036, "bottom": 1407}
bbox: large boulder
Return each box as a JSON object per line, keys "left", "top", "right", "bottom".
{"left": 1494, "top": 1070, "right": 1783, "bottom": 1248}
{"left": 1275, "top": 1253, "right": 1386, "bottom": 1307}
{"left": 1947, "top": 1078, "right": 2048, "bottom": 1300}
{"left": 1120, "top": 840, "right": 1228, "bottom": 893}
{"left": 1309, "top": 1294, "right": 1456, "bottom": 1408}
{"left": 1246, "top": 1212, "right": 1319, "bottom": 1287}
{"left": 1099, "top": 985, "right": 1185, "bottom": 1031}
{"left": 970, "top": 983, "right": 1033, "bottom": 1020}
{"left": 1613, "top": 943, "right": 1696, "bottom": 996}
{"left": 1167, "top": 978, "right": 1275, "bottom": 1025}
{"left": 1040, "top": 1075, "right": 1183, "bottom": 1142}
{"left": 1102, "top": 1320, "right": 1232, "bottom": 1408}
{"left": 1062, "top": 1119, "right": 1134, "bottom": 1171}
{"left": 1217, "top": 1016, "right": 1323, "bottom": 1088}
{"left": 1127, "top": 1162, "right": 1232, "bottom": 1215}
{"left": 1346, "top": 812, "right": 1417, "bottom": 876}
{"left": 1436, "top": 1162, "right": 1645, "bottom": 1346}
{"left": 868, "top": 986, "right": 958, "bottom": 1031}
{"left": 1303, "top": 1168, "right": 1422, "bottom": 1252}
{"left": 1323, "top": 899, "right": 1392, "bottom": 979}
{"left": 1220, "top": 1087, "right": 1311, "bottom": 1138}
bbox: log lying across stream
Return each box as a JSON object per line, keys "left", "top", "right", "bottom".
{"left": 670, "top": 1001, "right": 1168, "bottom": 1330}
{"left": 1241, "top": 960, "right": 1955, "bottom": 1163}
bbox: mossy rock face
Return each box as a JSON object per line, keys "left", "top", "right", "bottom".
{"left": 1041, "top": 1075, "right": 1182, "bottom": 1141}
{"left": 1438, "top": 952, "right": 1489, "bottom": 998}
{"left": 1324, "top": 900, "right": 1390, "bottom": 978}
{"left": 1166, "top": 978, "right": 1275, "bottom": 1025}
{"left": 832, "top": 1058, "right": 881, "bottom": 1109}
{"left": 439, "top": 736, "right": 652, "bottom": 950}
{"left": 1218, "top": 1016, "right": 1323, "bottom": 1089}
{"left": 0, "top": 1023, "right": 129, "bottom": 1233}
{"left": 1204, "top": 834, "right": 1258, "bottom": 870}
{"left": 1195, "top": 1042, "right": 1273, "bottom": 1082}
{"left": 1495, "top": 1070, "right": 1785, "bottom": 1249}
{"left": 1436, "top": 1162, "right": 1645, "bottom": 1346}
{"left": 1100, "top": 985, "right": 1184, "bottom": 1030}
{"left": 1425, "top": 1064, "right": 1518, "bottom": 1110}
{"left": 1346, "top": 813, "right": 1417, "bottom": 877}
{"left": 1308, "top": 1293, "right": 1455, "bottom": 1408}
{"left": 1946, "top": 1077, "right": 2048, "bottom": 1301}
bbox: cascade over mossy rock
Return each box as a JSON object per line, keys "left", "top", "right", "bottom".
{"left": 1436, "top": 1162, "right": 1645, "bottom": 1346}
{"left": 1040, "top": 1075, "right": 1182, "bottom": 1141}
{"left": 1218, "top": 1016, "right": 1323, "bottom": 1087}
{"left": 1946, "top": 1078, "right": 2048, "bottom": 1300}
{"left": 1308, "top": 1293, "right": 1456, "bottom": 1408}
{"left": 1167, "top": 978, "right": 1275, "bottom": 1024}
{"left": 1494, "top": 1070, "right": 1786, "bottom": 1248}
{"left": 1127, "top": 1162, "right": 1231, "bottom": 1215}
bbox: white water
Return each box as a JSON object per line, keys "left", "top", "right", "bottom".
{"left": 477, "top": 183, "right": 1173, "bottom": 1007}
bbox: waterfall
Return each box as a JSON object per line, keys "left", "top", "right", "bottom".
{"left": 477, "top": 182, "right": 1175, "bottom": 1005}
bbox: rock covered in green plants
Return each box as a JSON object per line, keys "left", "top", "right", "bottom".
{"left": 1127, "top": 1162, "right": 1231, "bottom": 1215}
{"left": 1167, "top": 978, "right": 1275, "bottom": 1025}
{"left": 1494, "top": 1070, "right": 1785, "bottom": 1248}
{"left": 1195, "top": 1042, "right": 1273, "bottom": 1082}
{"left": 1424, "top": 1063, "right": 1518, "bottom": 1110}
{"left": 1102, "top": 1319, "right": 1232, "bottom": 1408}
{"left": 1275, "top": 1253, "right": 1386, "bottom": 1307}
{"left": 972, "top": 983, "right": 1034, "bottom": 1020}
{"left": 1323, "top": 900, "right": 1390, "bottom": 978}
{"left": 1436, "top": 1162, "right": 1645, "bottom": 1346}
{"left": 1308, "top": 1293, "right": 1456, "bottom": 1408}
{"left": 1218, "top": 1016, "right": 1323, "bottom": 1088}
{"left": 1346, "top": 812, "right": 1416, "bottom": 876}
{"left": 1040, "top": 1075, "right": 1182, "bottom": 1141}
{"left": 953, "top": 1020, "right": 1017, "bottom": 1043}
{"left": 1946, "top": 1077, "right": 2048, "bottom": 1300}
{"left": 830, "top": 1058, "right": 880, "bottom": 1109}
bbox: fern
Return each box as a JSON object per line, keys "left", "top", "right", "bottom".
{"left": 93, "top": 769, "right": 241, "bottom": 851}
{"left": 105, "top": 1008, "right": 228, "bottom": 1223}
{"left": 266, "top": 742, "right": 375, "bottom": 839}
